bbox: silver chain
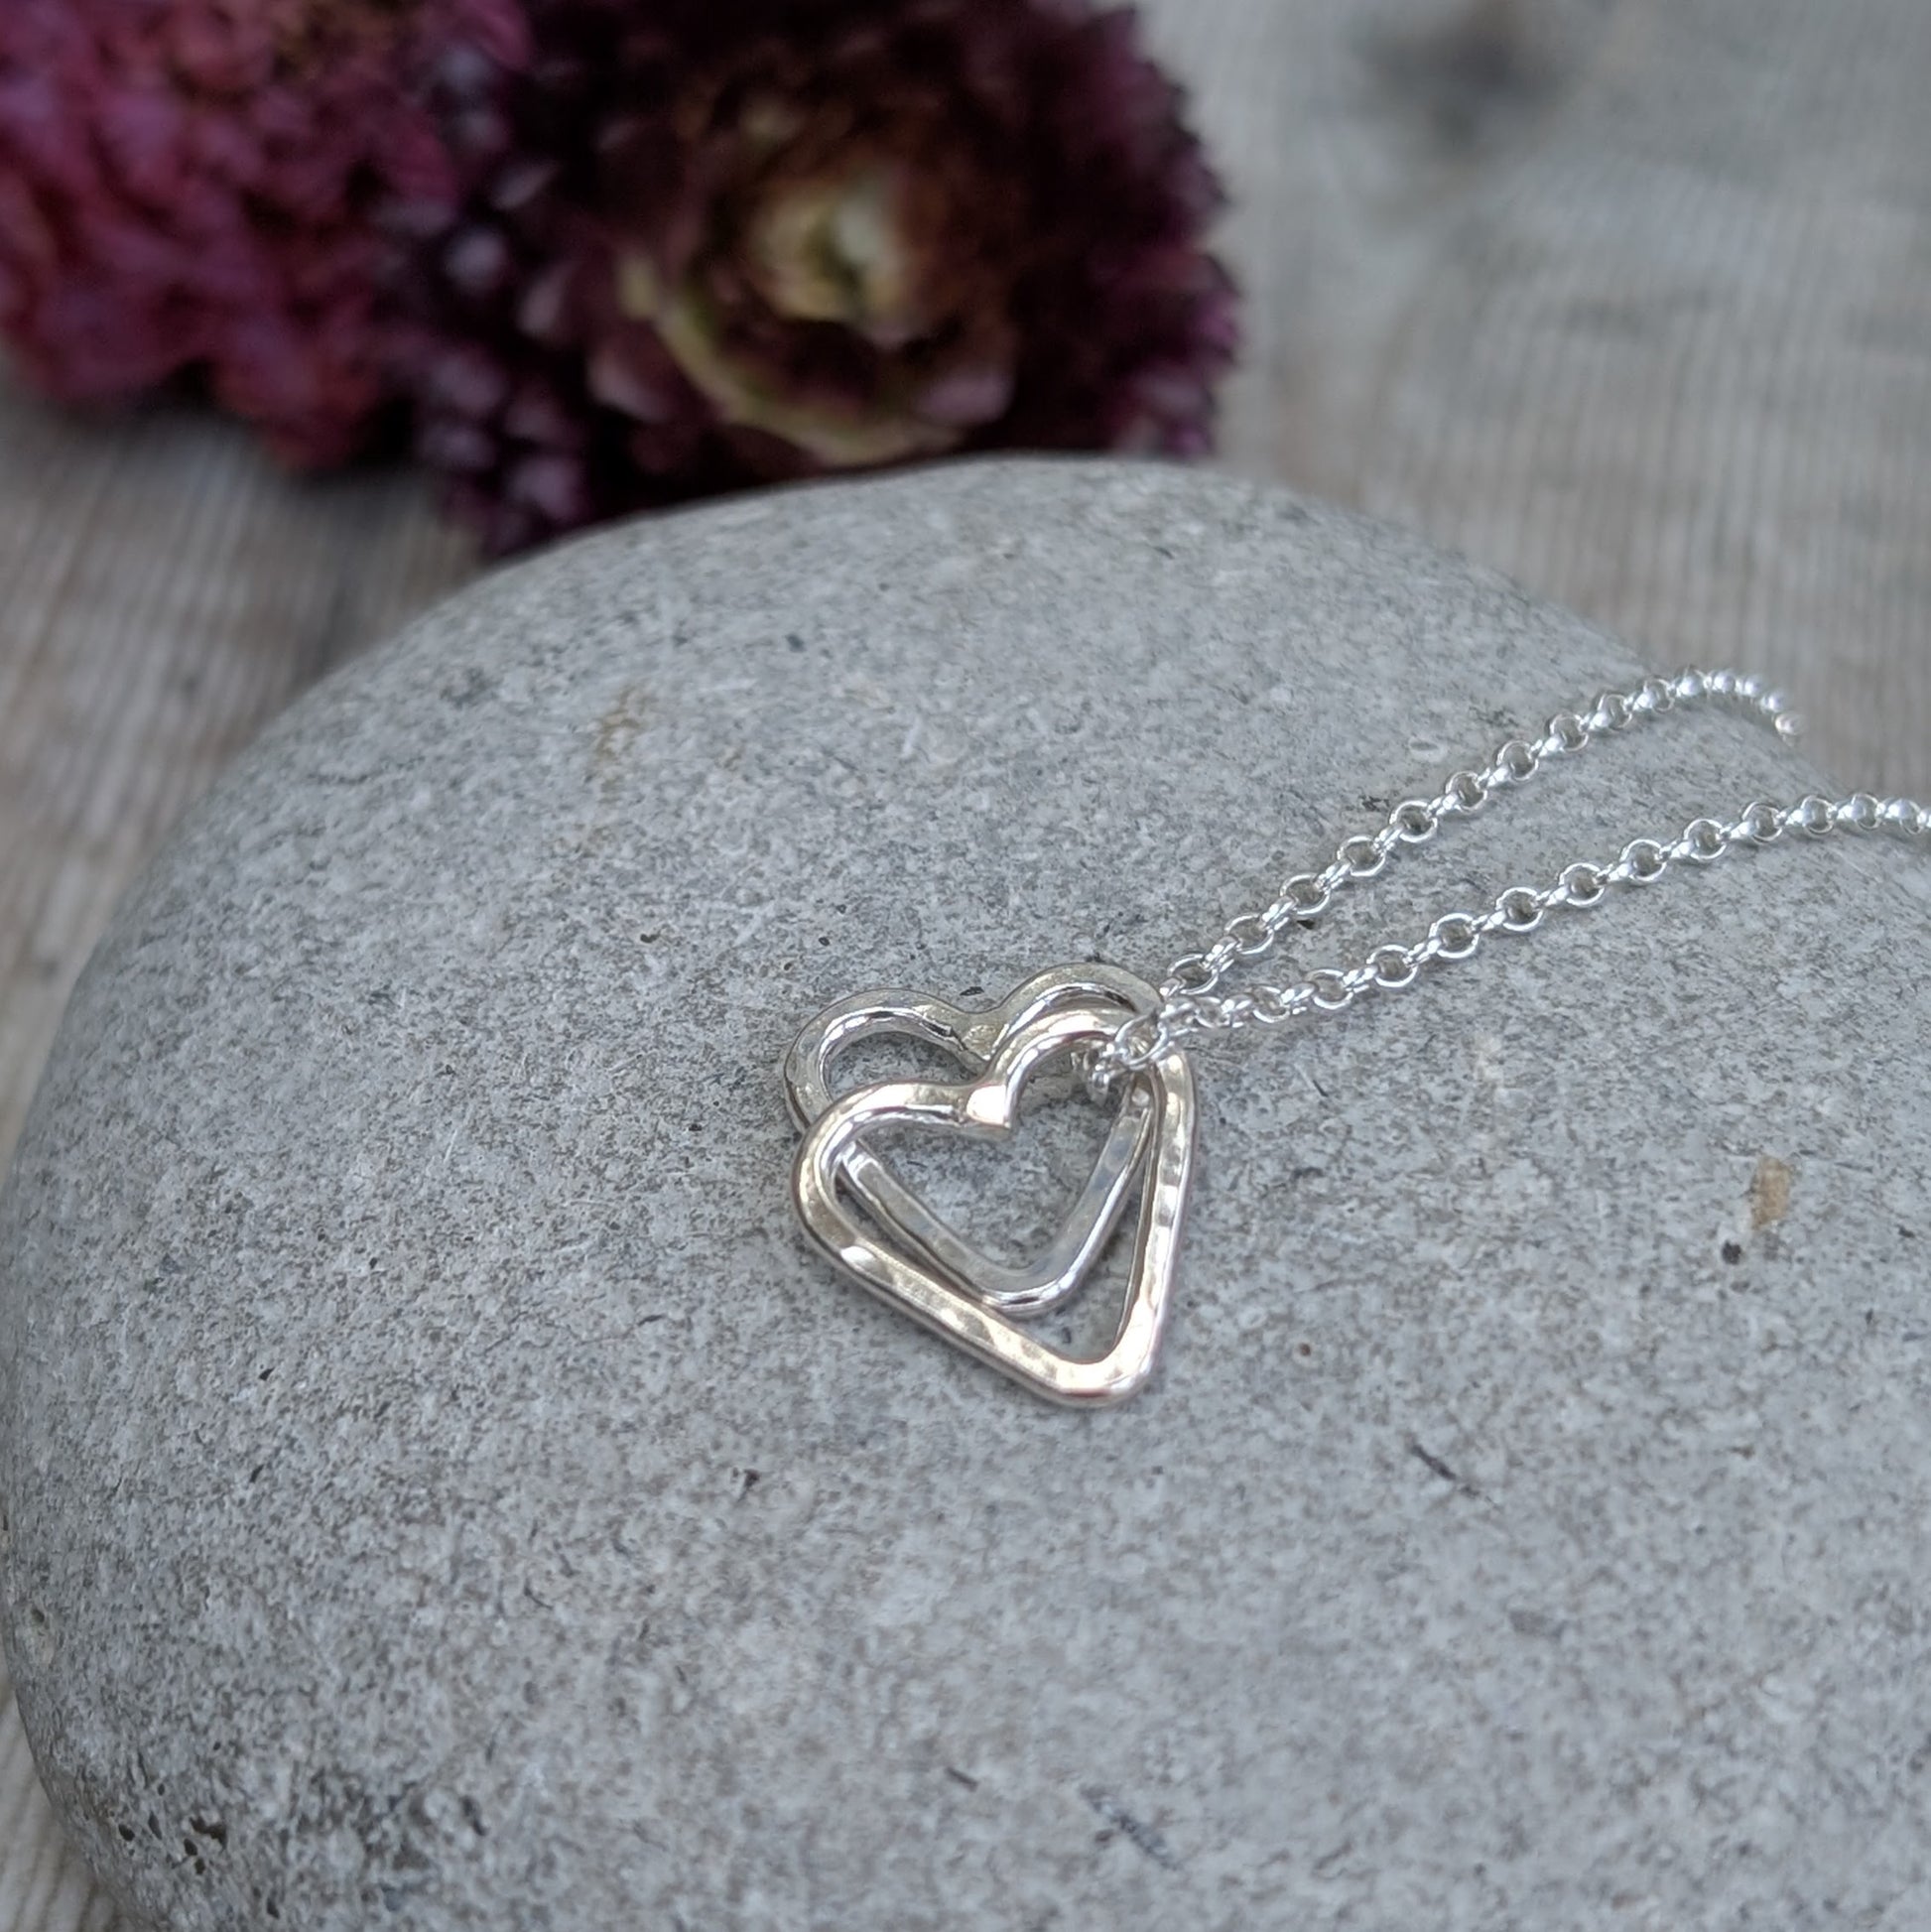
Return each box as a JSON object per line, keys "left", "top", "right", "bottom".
{"left": 1091, "top": 667, "right": 1929, "bottom": 1080}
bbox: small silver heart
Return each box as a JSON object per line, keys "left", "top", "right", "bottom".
{"left": 784, "top": 964, "right": 1155, "bottom": 1314}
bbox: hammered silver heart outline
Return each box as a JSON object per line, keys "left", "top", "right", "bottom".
{"left": 787, "top": 967, "right": 1197, "bottom": 1406}
{"left": 785, "top": 964, "right": 1158, "bottom": 1314}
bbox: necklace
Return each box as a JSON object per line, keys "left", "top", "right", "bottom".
{"left": 783, "top": 669, "right": 1927, "bottom": 1406}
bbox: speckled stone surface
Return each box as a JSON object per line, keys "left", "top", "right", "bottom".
{"left": 3, "top": 458, "right": 1929, "bottom": 1932}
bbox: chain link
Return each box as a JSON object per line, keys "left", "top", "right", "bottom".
{"left": 1090, "top": 668, "right": 1928, "bottom": 1080}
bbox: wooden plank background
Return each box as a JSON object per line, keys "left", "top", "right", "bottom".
{"left": 1, "top": 0, "right": 1926, "bottom": 1921}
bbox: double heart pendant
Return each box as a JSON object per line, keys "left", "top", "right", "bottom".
{"left": 784, "top": 965, "right": 1198, "bottom": 1405}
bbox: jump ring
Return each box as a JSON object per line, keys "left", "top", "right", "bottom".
{"left": 1429, "top": 912, "right": 1481, "bottom": 962}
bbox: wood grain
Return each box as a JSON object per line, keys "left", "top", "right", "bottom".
{"left": 2, "top": 0, "right": 1926, "bottom": 1921}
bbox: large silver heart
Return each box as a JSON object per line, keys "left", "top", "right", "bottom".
{"left": 785, "top": 965, "right": 1197, "bottom": 1405}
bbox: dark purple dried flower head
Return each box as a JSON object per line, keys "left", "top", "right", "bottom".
{"left": 0, "top": 0, "right": 526, "bottom": 464}
{"left": 410, "top": 0, "right": 1238, "bottom": 553}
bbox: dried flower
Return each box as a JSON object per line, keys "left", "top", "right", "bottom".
{"left": 0, "top": 0, "right": 526, "bottom": 466}
{"left": 406, "top": 0, "right": 1238, "bottom": 553}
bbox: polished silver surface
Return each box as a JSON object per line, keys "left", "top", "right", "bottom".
{"left": 787, "top": 966, "right": 1197, "bottom": 1406}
